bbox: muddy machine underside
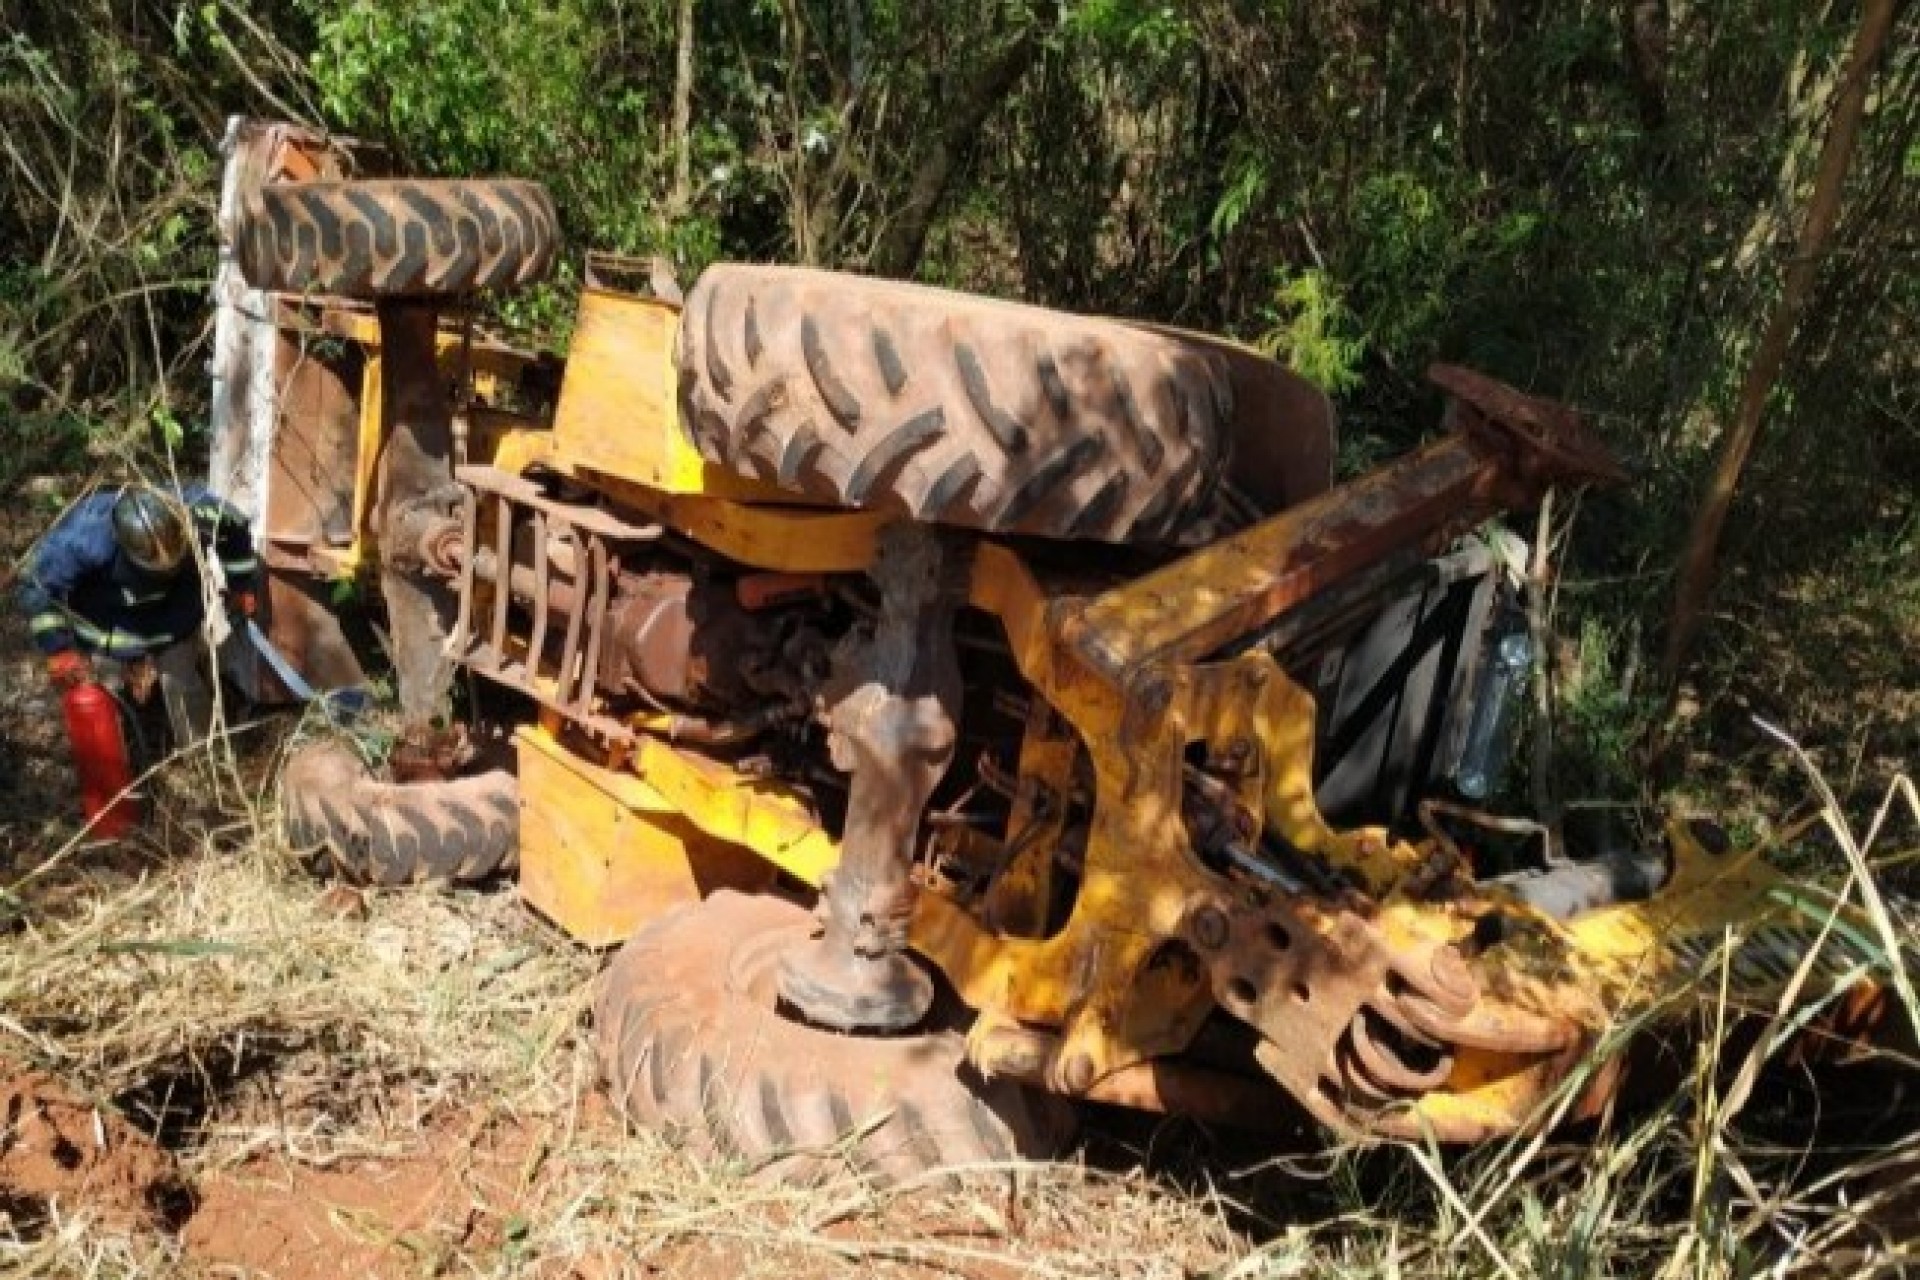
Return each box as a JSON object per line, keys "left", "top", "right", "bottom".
{"left": 214, "top": 120, "right": 1884, "bottom": 1160}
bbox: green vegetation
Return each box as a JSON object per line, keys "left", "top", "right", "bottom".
{"left": 0, "top": 4, "right": 1915, "bottom": 1271}
{"left": 4, "top": 4, "right": 1911, "bottom": 825}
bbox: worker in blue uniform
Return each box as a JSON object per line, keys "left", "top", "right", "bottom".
{"left": 17, "top": 483, "right": 259, "bottom": 747}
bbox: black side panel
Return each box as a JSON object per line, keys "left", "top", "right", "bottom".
{"left": 1307, "top": 546, "right": 1501, "bottom": 830}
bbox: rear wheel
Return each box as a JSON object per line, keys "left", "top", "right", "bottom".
{"left": 678, "top": 264, "right": 1234, "bottom": 544}
{"left": 595, "top": 891, "right": 1069, "bottom": 1184}
{"left": 280, "top": 740, "right": 518, "bottom": 885}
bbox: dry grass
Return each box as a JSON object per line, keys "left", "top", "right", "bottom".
{"left": 0, "top": 726, "right": 1915, "bottom": 1278}
{"left": 0, "top": 734, "right": 1255, "bottom": 1278}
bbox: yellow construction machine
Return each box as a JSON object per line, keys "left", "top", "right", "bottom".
{"left": 206, "top": 121, "right": 1891, "bottom": 1178}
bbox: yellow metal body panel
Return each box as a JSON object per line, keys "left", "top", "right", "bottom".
{"left": 550, "top": 288, "right": 791, "bottom": 502}
{"left": 319, "top": 313, "right": 550, "bottom": 579}
{"left": 571, "top": 470, "right": 887, "bottom": 573}
{"left": 516, "top": 727, "right": 775, "bottom": 946}
{"left": 487, "top": 285, "right": 886, "bottom": 572}
{"left": 624, "top": 733, "right": 841, "bottom": 888}
{"left": 487, "top": 422, "right": 885, "bottom": 573}
{"left": 486, "top": 426, "right": 561, "bottom": 479}
{"left": 1563, "top": 816, "right": 1840, "bottom": 1003}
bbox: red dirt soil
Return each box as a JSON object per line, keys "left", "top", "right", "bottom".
{"left": 183, "top": 1110, "right": 552, "bottom": 1280}
{"left": 0, "top": 1059, "right": 184, "bottom": 1235}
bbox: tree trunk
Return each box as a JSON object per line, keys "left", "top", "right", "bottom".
{"left": 1618, "top": 0, "right": 1669, "bottom": 131}
{"left": 869, "top": 32, "right": 1039, "bottom": 279}
{"left": 1658, "top": 0, "right": 1896, "bottom": 697}
{"left": 668, "top": 0, "right": 695, "bottom": 216}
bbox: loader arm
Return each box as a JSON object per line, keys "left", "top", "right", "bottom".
{"left": 912, "top": 367, "right": 1651, "bottom": 1140}
{"left": 1065, "top": 364, "right": 1625, "bottom": 682}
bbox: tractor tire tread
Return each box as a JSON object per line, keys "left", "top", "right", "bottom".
{"left": 281, "top": 741, "right": 518, "bottom": 886}
{"left": 237, "top": 179, "right": 558, "bottom": 300}
{"left": 594, "top": 891, "right": 1069, "bottom": 1185}
{"left": 678, "top": 264, "right": 1233, "bottom": 544}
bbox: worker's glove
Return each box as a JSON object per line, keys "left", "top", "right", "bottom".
{"left": 46, "top": 650, "right": 92, "bottom": 690}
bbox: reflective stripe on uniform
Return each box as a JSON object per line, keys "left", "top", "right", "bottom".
{"left": 60, "top": 609, "right": 172, "bottom": 656}
{"left": 107, "top": 624, "right": 174, "bottom": 650}
{"left": 68, "top": 614, "right": 110, "bottom": 646}
{"left": 220, "top": 556, "right": 258, "bottom": 576}
{"left": 30, "top": 612, "right": 69, "bottom": 635}
{"left": 101, "top": 629, "right": 171, "bottom": 657}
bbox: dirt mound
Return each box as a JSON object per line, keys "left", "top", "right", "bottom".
{"left": 0, "top": 1060, "right": 187, "bottom": 1235}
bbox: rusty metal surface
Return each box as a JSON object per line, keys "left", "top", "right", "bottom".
{"left": 1428, "top": 364, "right": 1629, "bottom": 489}
{"left": 597, "top": 573, "right": 776, "bottom": 712}
{"left": 971, "top": 1014, "right": 1298, "bottom": 1129}
{"left": 1083, "top": 1060, "right": 1302, "bottom": 1130}
{"left": 777, "top": 525, "right": 967, "bottom": 1033}
{"left": 209, "top": 118, "right": 355, "bottom": 529}
{"left": 601, "top": 573, "right": 701, "bottom": 704}
{"left": 209, "top": 119, "right": 372, "bottom": 701}
{"left": 735, "top": 572, "right": 829, "bottom": 611}
{"left": 448, "top": 465, "right": 662, "bottom": 747}
{"left": 1183, "top": 894, "right": 1403, "bottom": 1116}
{"left": 1068, "top": 434, "right": 1495, "bottom": 682}
{"left": 372, "top": 301, "right": 462, "bottom": 732}
{"left": 446, "top": 465, "right": 831, "bottom": 754}
{"left": 1181, "top": 886, "right": 1591, "bottom": 1139}
{"left": 257, "top": 569, "right": 369, "bottom": 699}
{"left": 387, "top": 723, "right": 475, "bottom": 783}
{"left": 263, "top": 332, "right": 362, "bottom": 557}
{"left": 1064, "top": 369, "right": 1621, "bottom": 683}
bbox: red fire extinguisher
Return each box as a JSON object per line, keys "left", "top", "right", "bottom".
{"left": 61, "top": 680, "right": 139, "bottom": 838}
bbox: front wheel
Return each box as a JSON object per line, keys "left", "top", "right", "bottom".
{"left": 594, "top": 891, "right": 1069, "bottom": 1184}
{"left": 236, "top": 179, "right": 558, "bottom": 299}
{"left": 280, "top": 740, "right": 518, "bottom": 885}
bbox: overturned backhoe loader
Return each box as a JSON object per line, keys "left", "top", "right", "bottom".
{"left": 210, "top": 121, "right": 1889, "bottom": 1178}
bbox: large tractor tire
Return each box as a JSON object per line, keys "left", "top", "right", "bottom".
{"left": 596, "top": 891, "right": 1069, "bottom": 1184}
{"left": 678, "top": 265, "right": 1235, "bottom": 544}
{"left": 236, "top": 179, "right": 558, "bottom": 298}
{"left": 280, "top": 741, "right": 518, "bottom": 885}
